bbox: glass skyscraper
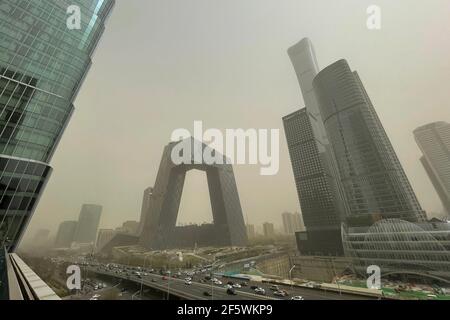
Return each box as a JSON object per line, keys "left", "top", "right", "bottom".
{"left": 73, "top": 204, "right": 102, "bottom": 244}
{"left": 414, "top": 122, "right": 450, "bottom": 216}
{"left": 313, "top": 59, "right": 426, "bottom": 224}
{"left": 283, "top": 38, "right": 346, "bottom": 256}
{"left": 0, "top": 0, "right": 115, "bottom": 251}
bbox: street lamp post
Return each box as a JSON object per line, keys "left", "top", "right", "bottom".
{"left": 140, "top": 254, "right": 150, "bottom": 298}
{"left": 289, "top": 265, "right": 296, "bottom": 290}
{"left": 132, "top": 290, "right": 140, "bottom": 300}
{"left": 330, "top": 258, "right": 341, "bottom": 296}
{"left": 167, "top": 271, "right": 171, "bottom": 300}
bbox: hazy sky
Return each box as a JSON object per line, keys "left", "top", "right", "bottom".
{"left": 22, "top": 0, "right": 450, "bottom": 241}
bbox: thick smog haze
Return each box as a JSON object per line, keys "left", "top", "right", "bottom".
{"left": 21, "top": 0, "right": 450, "bottom": 243}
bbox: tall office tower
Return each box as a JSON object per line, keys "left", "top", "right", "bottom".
{"left": 281, "top": 212, "right": 302, "bottom": 235}
{"left": 262, "top": 222, "right": 275, "bottom": 238}
{"left": 283, "top": 38, "right": 346, "bottom": 256}
{"left": 313, "top": 59, "right": 426, "bottom": 224}
{"left": 0, "top": 0, "right": 115, "bottom": 252}
{"left": 138, "top": 186, "right": 153, "bottom": 235}
{"left": 32, "top": 228, "right": 50, "bottom": 247}
{"left": 73, "top": 204, "right": 102, "bottom": 244}
{"left": 246, "top": 224, "right": 256, "bottom": 239}
{"left": 414, "top": 122, "right": 450, "bottom": 216}
{"left": 54, "top": 220, "right": 77, "bottom": 248}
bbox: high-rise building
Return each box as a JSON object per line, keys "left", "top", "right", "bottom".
{"left": 414, "top": 122, "right": 450, "bottom": 216}
{"left": 95, "top": 228, "right": 116, "bottom": 253}
{"left": 73, "top": 204, "right": 102, "bottom": 244}
{"left": 54, "top": 220, "right": 77, "bottom": 248}
{"left": 283, "top": 38, "right": 346, "bottom": 256}
{"left": 138, "top": 186, "right": 153, "bottom": 235}
{"left": 281, "top": 211, "right": 303, "bottom": 235}
{"left": 246, "top": 224, "right": 256, "bottom": 239}
{"left": 313, "top": 59, "right": 426, "bottom": 224}
{"left": 262, "top": 222, "right": 275, "bottom": 238}
{"left": 139, "top": 139, "right": 247, "bottom": 249}
{"left": 32, "top": 228, "right": 50, "bottom": 247}
{"left": 0, "top": 0, "right": 115, "bottom": 252}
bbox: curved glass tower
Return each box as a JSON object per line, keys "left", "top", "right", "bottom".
{"left": 283, "top": 38, "right": 347, "bottom": 255}
{"left": 313, "top": 59, "right": 426, "bottom": 224}
{"left": 0, "top": 0, "right": 115, "bottom": 251}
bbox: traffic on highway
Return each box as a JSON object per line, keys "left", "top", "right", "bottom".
{"left": 82, "top": 262, "right": 373, "bottom": 300}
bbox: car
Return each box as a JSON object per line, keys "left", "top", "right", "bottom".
{"left": 291, "top": 296, "right": 304, "bottom": 300}
{"left": 240, "top": 282, "right": 248, "bottom": 287}
{"left": 151, "top": 279, "right": 157, "bottom": 282}
{"left": 213, "top": 280, "right": 222, "bottom": 285}
{"left": 203, "top": 291, "right": 212, "bottom": 297}
{"left": 270, "top": 285, "right": 279, "bottom": 291}
{"left": 250, "top": 285, "right": 258, "bottom": 290}
{"left": 233, "top": 283, "right": 241, "bottom": 288}
{"left": 227, "top": 288, "right": 237, "bottom": 295}
{"left": 224, "top": 284, "right": 233, "bottom": 289}
{"left": 89, "top": 297, "right": 98, "bottom": 301}
{"left": 185, "top": 280, "right": 192, "bottom": 285}
{"left": 92, "top": 294, "right": 100, "bottom": 299}
{"left": 273, "top": 290, "right": 287, "bottom": 297}
{"left": 254, "top": 288, "right": 266, "bottom": 295}
{"left": 185, "top": 277, "right": 192, "bottom": 281}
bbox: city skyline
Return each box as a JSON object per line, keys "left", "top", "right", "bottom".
{"left": 22, "top": 0, "right": 450, "bottom": 244}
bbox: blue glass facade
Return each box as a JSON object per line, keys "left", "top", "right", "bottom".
{"left": 0, "top": 0, "right": 115, "bottom": 251}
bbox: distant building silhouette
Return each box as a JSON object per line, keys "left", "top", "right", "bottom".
{"left": 54, "top": 221, "right": 77, "bottom": 248}
{"left": 32, "top": 229, "right": 50, "bottom": 248}
{"left": 246, "top": 224, "right": 256, "bottom": 239}
{"left": 73, "top": 204, "right": 102, "bottom": 244}
{"left": 96, "top": 229, "right": 117, "bottom": 253}
{"left": 262, "top": 222, "right": 275, "bottom": 238}
{"left": 281, "top": 212, "right": 303, "bottom": 235}
{"left": 138, "top": 187, "right": 153, "bottom": 235}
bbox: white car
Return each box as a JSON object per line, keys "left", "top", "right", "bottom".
{"left": 233, "top": 283, "right": 241, "bottom": 288}
{"left": 185, "top": 277, "right": 192, "bottom": 282}
{"left": 213, "top": 280, "right": 222, "bottom": 285}
{"left": 185, "top": 280, "right": 192, "bottom": 285}
{"left": 254, "top": 288, "right": 266, "bottom": 295}
{"left": 224, "top": 284, "right": 233, "bottom": 289}
{"left": 291, "top": 296, "right": 304, "bottom": 300}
